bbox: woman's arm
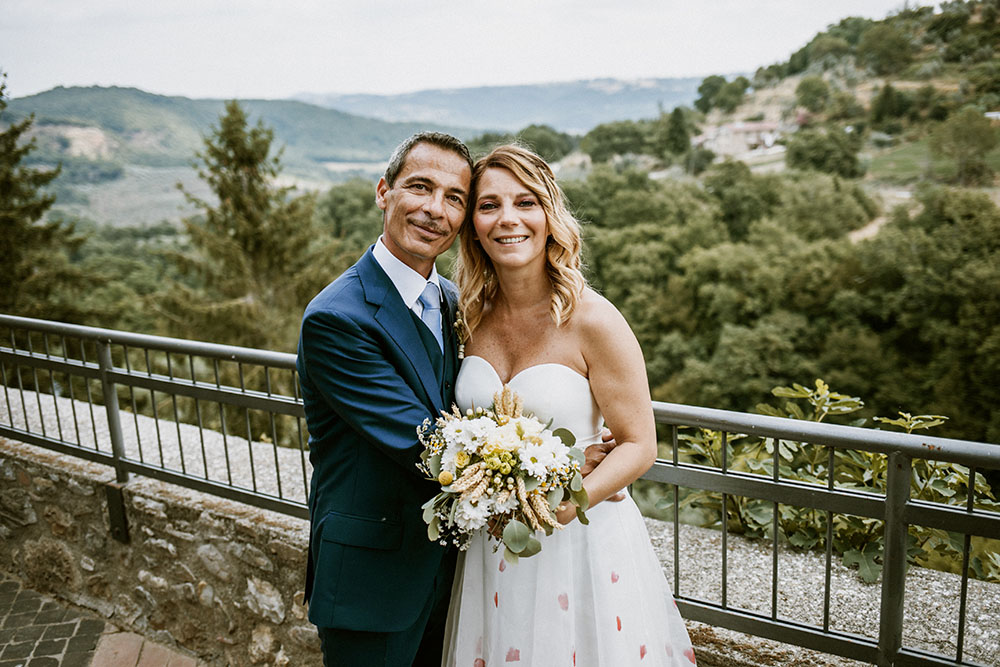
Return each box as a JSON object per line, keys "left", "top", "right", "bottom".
{"left": 556, "top": 292, "right": 657, "bottom": 523}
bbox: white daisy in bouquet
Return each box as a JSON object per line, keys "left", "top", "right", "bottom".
{"left": 417, "top": 386, "right": 589, "bottom": 562}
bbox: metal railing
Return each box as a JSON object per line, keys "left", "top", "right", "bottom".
{"left": 2, "top": 314, "right": 999, "bottom": 666}
{"left": 648, "top": 403, "right": 1000, "bottom": 667}
{"left": 0, "top": 314, "right": 309, "bottom": 518}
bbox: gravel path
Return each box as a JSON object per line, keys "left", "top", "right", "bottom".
{"left": 3, "top": 388, "right": 998, "bottom": 666}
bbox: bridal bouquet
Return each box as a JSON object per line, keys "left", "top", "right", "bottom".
{"left": 417, "top": 386, "right": 589, "bottom": 562}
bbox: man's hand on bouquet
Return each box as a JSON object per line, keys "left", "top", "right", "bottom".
{"left": 582, "top": 427, "right": 626, "bottom": 503}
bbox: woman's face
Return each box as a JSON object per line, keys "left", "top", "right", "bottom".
{"left": 472, "top": 167, "right": 548, "bottom": 272}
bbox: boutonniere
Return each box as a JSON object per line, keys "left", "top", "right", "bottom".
{"left": 453, "top": 309, "right": 468, "bottom": 359}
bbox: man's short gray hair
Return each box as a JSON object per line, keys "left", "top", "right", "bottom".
{"left": 384, "top": 132, "right": 472, "bottom": 186}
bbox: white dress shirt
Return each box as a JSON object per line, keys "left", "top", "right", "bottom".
{"left": 372, "top": 236, "right": 442, "bottom": 318}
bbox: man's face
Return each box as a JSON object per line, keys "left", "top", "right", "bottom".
{"left": 376, "top": 142, "right": 471, "bottom": 277}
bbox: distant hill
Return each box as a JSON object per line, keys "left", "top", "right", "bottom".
{"left": 6, "top": 86, "right": 474, "bottom": 174}
{"left": 294, "top": 78, "right": 703, "bottom": 134}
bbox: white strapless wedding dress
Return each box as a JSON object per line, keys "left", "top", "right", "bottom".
{"left": 442, "top": 356, "right": 696, "bottom": 666}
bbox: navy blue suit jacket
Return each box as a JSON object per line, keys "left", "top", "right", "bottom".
{"left": 296, "top": 247, "right": 458, "bottom": 632}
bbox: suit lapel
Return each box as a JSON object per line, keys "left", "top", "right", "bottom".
{"left": 357, "top": 249, "right": 444, "bottom": 414}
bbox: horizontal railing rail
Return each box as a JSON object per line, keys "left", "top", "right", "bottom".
{"left": 1, "top": 314, "right": 998, "bottom": 666}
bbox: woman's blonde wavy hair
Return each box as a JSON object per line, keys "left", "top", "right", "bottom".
{"left": 455, "top": 144, "right": 586, "bottom": 336}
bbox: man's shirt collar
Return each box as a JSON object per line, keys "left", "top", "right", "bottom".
{"left": 372, "top": 236, "right": 441, "bottom": 311}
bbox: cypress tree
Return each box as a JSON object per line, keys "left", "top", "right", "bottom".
{"left": 159, "top": 100, "right": 329, "bottom": 351}
{"left": 664, "top": 107, "right": 691, "bottom": 156}
{"left": 0, "top": 73, "right": 91, "bottom": 321}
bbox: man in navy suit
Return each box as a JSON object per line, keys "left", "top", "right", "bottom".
{"left": 297, "top": 132, "right": 473, "bottom": 666}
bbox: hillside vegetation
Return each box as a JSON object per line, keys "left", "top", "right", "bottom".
{"left": 7, "top": 85, "right": 471, "bottom": 173}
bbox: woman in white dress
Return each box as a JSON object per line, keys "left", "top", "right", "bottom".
{"left": 442, "top": 145, "right": 696, "bottom": 666}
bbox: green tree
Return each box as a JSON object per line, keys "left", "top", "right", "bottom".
{"left": 809, "top": 35, "right": 851, "bottom": 62}
{"left": 785, "top": 127, "right": 864, "bottom": 178}
{"left": 694, "top": 75, "right": 727, "bottom": 113}
{"left": 827, "top": 92, "right": 865, "bottom": 121}
{"left": 702, "top": 160, "right": 781, "bottom": 241}
{"left": 466, "top": 131, "right": 515, "bottom": 159}
{"left": 313, "top": 178, "right": 386, "bottom": 277}
{"left": 714, "top": 77, "right": 751, "bottom": 113}
{"left": 929, "top": 107, "right": 999, "bottom": 185}
{"left": 0, "top": 74, "right": 93, "bottom": 321}
{"left": 795, "top": 76, "right": 830, "bottom": 113}
{"left": 857, "top": 24, "right": 913, "bottom": 75}
{"left": 580, "top": 120, "right": 649, "bottom": 163}
{"left": 516, "top": 124, "right": 575, "bottom": 163}
{"left": 158, "top": 100, "right": 329, "bottom": 350}
{"left": 870, "top": 83, "right": 913, "bottom": 130}
{"left": 661, "top": 107, "right": 691, "bottom": 156}
{"left": 854, "top": 187, "right": 1000, "bottom": 441}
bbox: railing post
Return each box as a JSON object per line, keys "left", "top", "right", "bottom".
{"left": 96, "top": 340, "right": 129, "bottom": 483}
{"left": 877, "top": 451, "right": 911, "bottom": 666}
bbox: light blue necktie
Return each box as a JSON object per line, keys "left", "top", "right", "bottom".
{"left": 418, "top": 282, "right": 444, "bottom": 352}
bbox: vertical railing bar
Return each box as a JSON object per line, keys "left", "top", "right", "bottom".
{"left": 80, "top": 342, "right": 100, "bottom": 449}
{"left": 123, "top": 345, "right": 145, "bottom": 464}
{"left": 43, "top": 335, "right": 64, "bottom": 442}
{"left": 672, "top": 424, "right": 681, "bottom": 597}
{"left": 877, "top": 451, "right": 911, "bottom": 667}
{"left": 239, "top": 362, "right": 258, "bottom": 493}
{"left": 191, "top": 355, "right": 209, "bottom": 481}
{"left": 1, "top": 356, "right": 14, "bottom": 425}
{"left": 27, "top": 333, "right": 47, "bottom": 438}
{"left": 146, "top": 348, "right": 165, "bottom": 467}
{"left": 12, "top": 330, "right": 31, "bottom": 432}
{"left": 166, "top": 354, "right": 186, "bottom": 475}
{"left": 1, "top": 359, "right": 14, "bottom": 425}
{"left": 62, "top": 336, "right": 82, "bottom": 445}
{"left": 824, "top": 446, "right": 835, "bottom": 632}
{"left": 265, "top": 367, "right": 283, "bottom": 498}
{"left": 721, "top": 430, "right": 728, "bottom": 609}
{"left": 771, "top": 436, "right": 780, "bottom": 621}
{"left": 215, "top": 360, "right": 233, "bottom": 486}
{"left": 294, "top": 372, "right": 308, "bottom": 503}
{"left": 96, "top": 340, "right": 129, "bottom": 483}
{"left": 955, "top": 464, "right": 977, "bottom": 662}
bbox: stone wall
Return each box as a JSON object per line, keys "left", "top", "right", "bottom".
{"left": 0, "top": 437, "right": 320, "bottom": 666}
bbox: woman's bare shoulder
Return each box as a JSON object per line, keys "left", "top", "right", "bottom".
{"left": 575, "top": 288, "right": 628, "bottom": 329}
{"left": 573, "top": 288, "right": 635, "bottom": 350}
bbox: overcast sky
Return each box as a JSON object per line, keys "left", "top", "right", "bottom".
{"left": 3, "top": 0, "right": 910, "bottom": 100}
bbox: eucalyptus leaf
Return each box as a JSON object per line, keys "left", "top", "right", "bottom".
{"left": 503, "top": 519, "right": 531, "bottom": 553}
{"left": 547, "top": 487, "right": 564, "bottom": 511}
{"left": 521, "top": 535, "right": 542, "bottom": 558}
{"left": 429, "top": 453, "right": 442, "bottom": 477}
{"left": 568, "top": 447, "right": 585, "bottom": 465}
{"left": 570, "top": 471, "right": 583, "bottom": 492}
{"left": 571, "top": 485, "right": 589, "bottom": 511}
{"left": 503, "top": 547, "right": 519, "bottom": 565}
{"left": 552, "top": 427, "right": 576, "bottom": 447}
{"left": 523, "top": 477, "right": 540, "bottom": 492}
{"left": 576, "top": 507, "right": 590, "bottom": 525}
{"left": 427, "top": 516, "right": 440, "bottom": 541}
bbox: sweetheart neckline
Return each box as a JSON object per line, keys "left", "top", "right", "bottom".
{"left": 462, "top": 355, "right": 588, "bottom": 385}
